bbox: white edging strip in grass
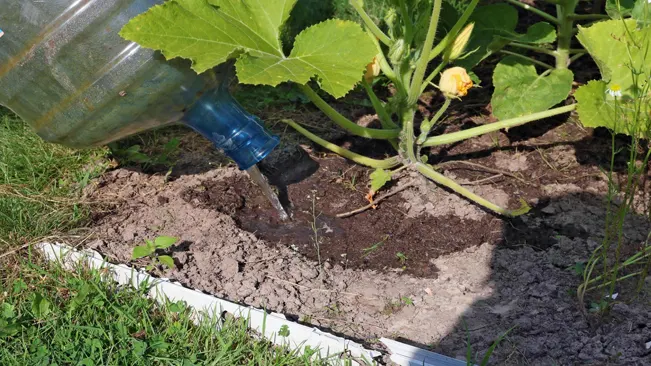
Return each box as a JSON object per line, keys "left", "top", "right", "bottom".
{"left": 37, "top": 242, "right": 468, "bottom": 366}
{"left": 380, "top": 338, "right": 470, "bottom": 366}
{"left": 37, "top": 243, "right": 379, "bottom": 365}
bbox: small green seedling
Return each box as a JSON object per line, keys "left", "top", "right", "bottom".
{"left": 1, "top": 303, "right": 20, "bottom": 337}
{"left": 589, "top": 300, "right": 609, "bottom": 314}
{"left": 382, "top": 295, "right": 414, "bottom": 315}
{"left": 299, "top": 314, "right": 313, "bottom": 324}
{"left": 278, "top": 324, "right": 290, "bottom": 337}
{"left": 400, "top": 296, "right": 414, "bottom": 306}
{"left": 465, "top": 324, "right": 515, "bottom": 366}
{"left": 131, "top": 236, "right": 179, "bottom": 271}
{"left": 109, "top": 137, "right": 180, "bottom": 170}
{"left": 344, "top": 171, "right": 359, "bottom": 191}
{"left": 362, "top": 235, "right": 389, "bottom": 257}
{"left": 569, "top": 261, "right": 586, "bottom": 276}
{"left": 168, "top": 300, "right": 187, "bottom": 313}
{"left": 31, "top": 293, "right": 51, "bottom": 319}
{"left": 396, "top": 252, "right": 408, "bottom": 266}
{"left": 325, "top": 303, "right": 343, "bottom": 318}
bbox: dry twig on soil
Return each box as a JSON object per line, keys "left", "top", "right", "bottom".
{"left": 336, "top": 182, "right": 414, "bottom": 218}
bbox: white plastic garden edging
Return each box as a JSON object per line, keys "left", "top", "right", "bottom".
{"left": 37, "top": 242, "right": 468, "bottom": 366}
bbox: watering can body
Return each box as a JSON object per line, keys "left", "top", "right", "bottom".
{"left": 0, "top": 0, "right": 279, "bottom": 170}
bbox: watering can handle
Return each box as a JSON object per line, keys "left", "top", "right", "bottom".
{"left": 182, "top": 85, "right": 279, "bottom": 170}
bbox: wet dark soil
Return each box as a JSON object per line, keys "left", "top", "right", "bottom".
{"left": 181, "top": 157, "right": 495, "bottom": 277}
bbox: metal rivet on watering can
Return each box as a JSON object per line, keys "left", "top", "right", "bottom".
{"left": 0, "top": 0, "right": 288, "bottom": 220}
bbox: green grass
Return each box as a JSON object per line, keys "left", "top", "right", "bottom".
{"left": 0, "top": 259, "right": 324, "bottom": 365}
{"left": 0, "top": 109, "right": 328, "bottom": 365}
{"left": 0, "top": 109, "right": 110, "bottom": 249}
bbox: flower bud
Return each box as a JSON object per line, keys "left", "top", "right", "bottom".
{"left": 384, "top": 8, "right": 397, "bottom": 33}
{"left": 388, "top": 39, "right": 407, "bottom": 66}
{"left": 439, "top": 67, "right": 473, "bottom": 98}
{"left": 364, "top": 56, "right": 381, "bottom": 83}
{"left": 447, "top": 23, "right": 474, "bottom": 62}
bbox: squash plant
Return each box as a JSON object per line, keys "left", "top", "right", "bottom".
{"left": 449, "top": 0, "right": 650, "bottom": 169}
{"left": 479, "top": 0, "right": 651, "bottom": 125}
{"left": 119, "top": 0, "right": 649, "bottom": 217}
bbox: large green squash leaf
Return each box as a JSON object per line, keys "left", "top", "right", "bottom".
{"left": 120, "top": 0, "right": 377, "bottom": 98}
{"left": 456, "top": 4, "right": 517, "bottom": 69}
{"left": 456, "top": 5, "right": 555, "bottom": 69}
{"left": 632, "top": 0, "right": 651, "bottom": 26}
{"left": 577, "top": 19, "right": 651, "bottom": 97}
{"left": 491, "top": 56, "right": 574, "bottom": 120}
{"left": 575, "top": 80, "right": 650, "bottom": 136}
{"left": 502, "top": 22, "right": 557, "bottom": 44}
{"left": 369, "top": 168, "right": 392, "bottom": 193}
{"left": 605, "top": 0, "right": 636, "bottom": 18}
{"left": 576, "top": 19, "right": 651, "bottom": 136}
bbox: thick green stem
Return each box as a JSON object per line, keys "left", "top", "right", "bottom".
{"left": 280, "top": 119, "right": 401, "bottom": 169}
{"left": 428, "top": 0, "right": 481, "bottom": 61}
{"left": 368, "top": 33, "right": 399, "bottom": 85}
{"left": 556, "top": 0, "right": 579, "bottom": 69}
{"left": 508, "top": 42, "right": 556, "bottom": 56}
{"left": 423, "top": 104, "right": 576, "bottom": 147}
{"left": 499, "top": 50, "right": 554, "bottom": 69}
{"left": 362, "top": 80, "right": 400, "bottom": 151}
{"left": 417, "top": 98, "right": 451, "bottom": 145}
{"left": 350, "top": 0, "right": 393, "bottom": 46}
{"left": 362, "top": 80, "right": 398, "bottom": 129}
{"left": 408, "top": 0, "right": 442, "bottom": 106}
{"left": 401, "top": 109, "right": 419, "bottom": 163}
{"left": 430, "top": 98, "right": 452, "bottom": 127}
{"left": 504, "top": 0, "right": 560, "bottom": 25}
{"left": 584, "top": 247, "right": 651, "bottom": 288}
{"left": 297, "top": 84, "right": 400, "bottom": 140}
{"left": 398, "top": 0, "right": 414, "bottom": 43}
{"left": 587, "top": 271, "right": 646, "bottom": 292}
{"left": 420, "top": 62, "right": 446, "bottom": 93}
{"left": 416, "top": 162, "right": 531, "bottom": 216}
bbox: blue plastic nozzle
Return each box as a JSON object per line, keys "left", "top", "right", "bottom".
{"left": 182, "top": 84, "right": 279, "bottom": 171}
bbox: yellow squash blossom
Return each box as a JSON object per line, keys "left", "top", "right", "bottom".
{"left": 440, "top": 67, "right": 473, "bottom": 98}
{"left": 447, "top": 23, "right": 474, "bottom": 62}
{"left": 364, "top": 56, "right": 381, "bottom": 83}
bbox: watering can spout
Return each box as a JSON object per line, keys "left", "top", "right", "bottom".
{"left": 182, "top": 86, "right": 289, "bottom": 221}
{"left": 182, "top": 84, "right": 279, "bottom": 171}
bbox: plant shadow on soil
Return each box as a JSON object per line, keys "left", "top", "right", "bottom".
{"left": 96, "top": 106, "right": 651, "bottom": 364}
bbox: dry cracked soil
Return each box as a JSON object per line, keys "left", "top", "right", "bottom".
{"left": 84, "top": 112, "right": 651, "bottom": 365}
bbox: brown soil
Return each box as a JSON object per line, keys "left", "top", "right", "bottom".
{"left": 87, "top": 112, "right": 651, "bottom": 364}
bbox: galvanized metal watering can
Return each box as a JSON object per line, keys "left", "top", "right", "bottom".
{"left": 0, "top": 0, "right": 280, "bottom": 171}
